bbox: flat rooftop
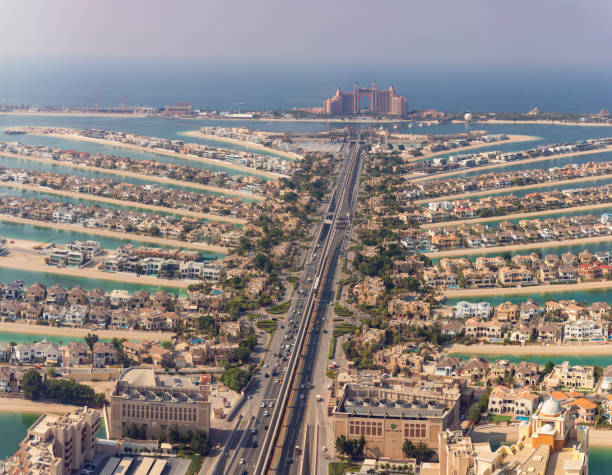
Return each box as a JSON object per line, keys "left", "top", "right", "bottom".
{"left": 340, "top": 395, "right": 447, "bottom": 419}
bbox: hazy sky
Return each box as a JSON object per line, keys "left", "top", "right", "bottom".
{"left": 2, "top": 0, "right": 612, "bottom": 66}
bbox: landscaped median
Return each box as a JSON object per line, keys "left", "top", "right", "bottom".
{"left": 334, "top": 302, "right": 354, "bottom": 317}
{"left": 329, "top": 337, "right": 337, "bottom": 359}
{"left": 256, "top": 319, "right": 278, "bottom": 334}
{"left": 266, "top": 301, "right": 290, "bottom": 315}
{"left": 333, "top": 322, "right": 356, "bottom": 338}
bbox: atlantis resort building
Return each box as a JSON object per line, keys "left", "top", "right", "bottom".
{"left": 323, "top": 82, "right": 408, "bottom": 116}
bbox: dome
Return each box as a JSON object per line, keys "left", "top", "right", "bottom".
{"left": 540, "top": 398, "right": 562, "bottom": 416}
{"left": 540, "top": 423, "right": 555, "bottom": 434}
{"left": 464, "top": 113, "right": 473, "bottom": 122}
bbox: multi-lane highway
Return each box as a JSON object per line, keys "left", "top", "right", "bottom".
{"left": 261, "top": 140, "right": 362, "bottom": 474}
{"left": 211, "top": 140, "right": 362, "bottom": 475}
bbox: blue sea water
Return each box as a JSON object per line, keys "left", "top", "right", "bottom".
{"left": 3, "top": 61, "right": 612, "bottom": 113}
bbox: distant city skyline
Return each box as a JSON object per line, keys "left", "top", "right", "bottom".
{"left": 2, "top": 0, "right": 612, "bottom": 67}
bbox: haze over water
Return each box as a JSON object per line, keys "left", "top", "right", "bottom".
{"left": 3, "top": 61, "right": 612, "bottom": 112}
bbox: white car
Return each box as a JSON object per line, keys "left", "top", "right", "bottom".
{"left": 322, "top": 446, "right": 327, "bottom": 452}
{"left": 239, "top": 458, "right": 245, "bottom": 465}
{"left": 261, "top": 403, "right": 266, "bottom": 408}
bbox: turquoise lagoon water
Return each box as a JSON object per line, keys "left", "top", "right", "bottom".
{"left": 450, "top": 352, "right": 612, "bottom": 368}
{"left": 0, "top": 412, "right": 106, "bottom": 458}
{"left": 0, "top": 267, "right": 186, "bottom": 297}
{"left": 0, "top": 218, "right": 224, "bottom": 259}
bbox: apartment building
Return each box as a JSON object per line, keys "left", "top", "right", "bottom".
{"left": 8, "top": 408, "right": 100, "bottom": 475}
{"left": 109, "top": 368, "right": 210, "bottom": 440}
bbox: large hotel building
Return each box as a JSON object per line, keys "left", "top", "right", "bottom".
{"left": 323, "top": 82, "right": 407, "bottom": 116}
{"left": 109, "top": 367, "right": 210, "bottom": 440}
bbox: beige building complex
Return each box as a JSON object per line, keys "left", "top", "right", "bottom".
{"left": 423, "top": 398, "right": 588, "bottom": 475}
{"left": 8, "top": 407, "right": 100, "bottom": 475}
{"left": 332, "top": 382, "right": 460, "bottom": 459}
{"left": 109, "top": 367, "right": 210, "bottom": 440}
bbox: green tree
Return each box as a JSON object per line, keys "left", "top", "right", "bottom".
{"left": 402, "top": 439, "right": 434, "bottom": 463}
{"left": 191, "top": 429, "right": 211, "bottom": 455}
{"left": 84, "top": 333, "right": 99, "bottom": 351}
{"left": 22, "top": 369, "right": 43, "bottom": 400}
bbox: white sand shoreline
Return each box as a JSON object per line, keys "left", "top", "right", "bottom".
{"left": 0, "top": 321, "right": 173, "bottom": 340}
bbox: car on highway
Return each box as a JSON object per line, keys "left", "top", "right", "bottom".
{"left": 275, "top": 379, "right": 280, "bottom": 383}
{"left": 251, "top": 427, "right": 257, "bottom": 434}
{"left": 264, "top": 424, "right": 269, "bottom": 430}
{"left": 261, "top": 403, "right": 266, "bottom": 408}
{"left": 268, "top": 402, "right": 274, "bottom": 408}
{"left": 239, "top": 458, "right": 245, "bottom": 465}
{"left": 264, "top": 410, "right": 269, "bottom": 416}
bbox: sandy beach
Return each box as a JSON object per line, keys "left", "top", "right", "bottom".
{"left": 443, "top": 280, "right": 612, "bottom": 299}
{"left": 0, "top": 396, "right": 81, "bottom": 414}
{"left": 408, "top": 145, "right": 612, "bottom": 182}
{"left": 0, "top": 182, "right": 246, "bottom": 225}
{"left": 0, "top": 215, "right": 228, "bottom": 253}
{"left": 0, "top": 320, "right": 173, "bottom": 341}
{"left": 414, "top": 173, "right": 612, "bottom": 204}
{"left": 0, "top": 243, "right": 196, "bottom": 289}
{"left": 416, "top": 134, "right": 538, "bottom": 161}
{"left": 448, "top": 342, "right": 612, "bottom": 356}
{"left": 29, "top": 132, "right": 282, "bottom": 180}
{"left": 422, "top": 202, "right": 612, "bottom": 229}
{"left": 181, "top": 130, "right": 301, "bottom": 160}
{"left": 0, "top": 150, "right": 263, "bottom": 201}
{"left": 587, "top": 429, "right": 612, "bottom": 448}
